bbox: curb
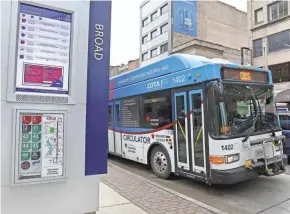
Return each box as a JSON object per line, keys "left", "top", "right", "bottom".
{"left": 106, "top": 162, "right": 228, "bottom": 214}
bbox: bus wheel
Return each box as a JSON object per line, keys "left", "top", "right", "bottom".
{"left": 150, "top": 146, "right": 171, "bottom": 179}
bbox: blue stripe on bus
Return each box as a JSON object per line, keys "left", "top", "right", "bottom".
{"left": 110, "top": 64, "right": 220, "bottom": 100}
{"left": 110, "top": 54, "right": 207, "bottom": 90}
{"left": 110, "top": 54, "right": 272, "bottom": 92}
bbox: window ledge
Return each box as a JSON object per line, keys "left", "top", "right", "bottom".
{"left": 253, "top": 55, "right": 263, "bottom": 59}
{"left": 251, "top": 15, "right": 290, "bottom": 32}
{"left": 268, "top": 48, "right": 290, "bottom": 56}
{"left": 142, "top": 31, "right": 168, "bottom": 46}
{"left": 255, "top": 21, "right": 264, "bottom": 25}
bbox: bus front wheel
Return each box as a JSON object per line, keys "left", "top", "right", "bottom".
{"left": 150, "top": 146, "right": 171, "bottom": 180}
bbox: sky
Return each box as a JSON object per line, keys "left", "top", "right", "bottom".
{"left": 110, "top": 0, "right": 247, "bottom": 66}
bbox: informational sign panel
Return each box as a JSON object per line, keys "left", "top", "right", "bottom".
{"left": 241, "top": 47, "right": 252, "bottom": 66}
{"left": 121, "top": 97, "right": 140, "bottom": 128}
{"left": 173, "top": 0, "right": 197, "bottom": 37}
{"left": 85, "top": 0, "right": 112, "bottom": 175}
{"left": 15, "top": 3, "right": 72, "bottom": 94}
{"left": 14, "top": 110, "right": 66, "bottom": 184}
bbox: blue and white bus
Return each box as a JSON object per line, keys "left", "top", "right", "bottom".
{"left": 108, "top": 54, "right": 288, "bottom": 185}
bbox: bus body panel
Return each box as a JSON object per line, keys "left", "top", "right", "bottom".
{"left": 110, "top": 64, "right": 219, "bottom": 101}
{"left": 208, "top": 131, "right": 283, "bottom": 170}
{"left": 109, "top": 54, "right": 271, "bottom": 93}
{"left": 108, "top": 54, "right": 283, "bottom": 185}
{"left": 108, "top": 128, "right": 175, "bottom": 172}
{"left": 108, "top": 130, "right": 115, "bottom": 153}
{"left": 110, "top": 54, "right": 217, "bottom": 90}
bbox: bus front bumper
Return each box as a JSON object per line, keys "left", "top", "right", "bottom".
{"left": 211, "top": 154, "right": 288, "bottom": 185}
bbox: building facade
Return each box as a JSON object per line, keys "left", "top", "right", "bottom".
{"left": 140, "top": 0, "right": 170, "bottom": 66}
{"left": 109, "top": 58, "right": 140, "bottom": 78}
{"left": 248, "top": 0, "right": 290, "bottom": 95}
{"left": 139, "top": 0, "right": 248, "bottom": 66}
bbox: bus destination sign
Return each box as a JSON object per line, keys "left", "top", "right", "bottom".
{"left": 222, "top": 68, "right": 269, "bottom": 83}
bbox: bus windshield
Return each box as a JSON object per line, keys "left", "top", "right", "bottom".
{"left": 210, "top": 83, "right": 280, "bottom": 137}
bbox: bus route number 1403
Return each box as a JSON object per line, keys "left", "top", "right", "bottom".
{"left": 173, "top": 75, "right": 185, "bottom": 84}
{"left": 221, "top": 144, "right": 233, "bottom": 151}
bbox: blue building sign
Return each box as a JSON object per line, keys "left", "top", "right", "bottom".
{"left": 173, "top": 0, "right": 197, "bottom": 37}
{"left": 85, "top": 1, "right": 112, "bottom": 175}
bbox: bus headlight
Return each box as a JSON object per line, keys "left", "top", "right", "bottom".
{"left": 225, "top": 153, "right": 240, "bottom": 164}
{"left": 209, "top": 154, "right": 240, "bottom": 164}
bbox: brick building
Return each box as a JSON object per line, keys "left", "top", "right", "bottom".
{"left": 109, "top": 58, "right": 140, "bottom": 78}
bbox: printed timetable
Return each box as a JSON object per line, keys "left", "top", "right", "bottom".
{"left": 19, "top": 113, "right": 64, "bottom": 180}
{"left": 15, "top": 3, "right": 72, "bottom": 94}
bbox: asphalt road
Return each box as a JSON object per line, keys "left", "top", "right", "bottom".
{"left": 108, "top": 155, "right": 290, "bottom": 214}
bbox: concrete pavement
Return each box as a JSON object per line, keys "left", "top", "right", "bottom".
{"left": 100, "top": 163, "right": 226, "bottom": 214}
{"left": 97, "top": 182, "right": 147, "bottom": 214}
{"left": 108, "top": 156, "right": 290, "bottom": 214}
{"left": 98, "top": 160, "right": 290, "bottom": 214}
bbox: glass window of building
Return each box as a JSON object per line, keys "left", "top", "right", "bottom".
{"left": 268, "top": 1, "right": 288, "bottom": 22}
{"left": 270, "top": 62, "right": 290, "bottom": 83}
{"left": 142, "top": 52, "right": 148, "bottom": 61}
{"left": 151, "top": 11, "right": 158, "bottom": 21}
{"left": 142, "top": 35, "right": 148, "bottom": 44}
{"left": 268, "top": 30, "right": 290, "bottom": 53}
{"left": 255, "top": 8, "right": 263, "bottom": 24}
{"left": 161, "top": 4, "right": 168, "bottom": 15}
{"left": 151, "top": 48, "right": 158, "bottom": 58}
{"left": 142, "top": 17, "right": 149, "bottom": 27}
{"left": 161, "top": 23, "right": 168, "bottom": 34}
{"left": 253, "top": 39, "right": 263, "bottom": 57}
{"left": 160, "top": 43, "right": 168, "bottom": 54}
{"left": 151, "top": 29, "right": 158, "bottom": 39}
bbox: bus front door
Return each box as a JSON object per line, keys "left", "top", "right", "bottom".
{"left": 113, "top": 102, "right": 122, "bottom": 155}
{"left": 108, "top": 102, "right": 115, "bottom": 153}
{"left": 189, "top": 90, "right": 206, "bottom": 174}
{"left": 174, "top": 89, "right": 206, "bottom": 177}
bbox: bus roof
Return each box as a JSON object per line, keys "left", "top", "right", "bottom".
{"left": 109, "top": 53, "right": 266, "bottom": 91}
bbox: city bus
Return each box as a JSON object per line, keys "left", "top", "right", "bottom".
{"left": 108, "top": 54, "right": 288, "bottom": 185}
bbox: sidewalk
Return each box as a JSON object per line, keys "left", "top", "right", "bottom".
{"left": 97, "top": 182, "right": 147, "bottom": 214}
{"left": 97, "top": 163, "right": 227, "bottom": 214}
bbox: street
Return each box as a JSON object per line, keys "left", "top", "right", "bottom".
{"left": 109, "top": 155, "right": 290, "bottom": 214}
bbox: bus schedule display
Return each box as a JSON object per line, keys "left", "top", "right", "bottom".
{"left": 18, "top": 112, "right": 65, "bottom": 181}
{"left": 15, "top": 3, "right": 72, "bottom": 94}
{"left": 23, "top": 64, "right": 63, "bottom": 87}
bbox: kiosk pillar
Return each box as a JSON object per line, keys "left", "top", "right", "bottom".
{"left": 1, "top": 1, "right": 111, "bottom": 213}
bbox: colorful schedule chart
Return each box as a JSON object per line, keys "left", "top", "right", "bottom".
{"left": 19, "top": 113, "right": 64, "bottom": 180}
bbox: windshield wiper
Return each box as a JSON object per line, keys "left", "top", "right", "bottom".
{"left": 242, "top": 87, "right": 259, "bottom": 142}
{"left": 255, "top": 91, "right": 276, "bottom": 137}
{"left": 242, "top": 87, "right": 276, "bottom": 142}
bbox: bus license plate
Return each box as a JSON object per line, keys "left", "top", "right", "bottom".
{"left": 255, "top": 149, "right": 264, "bottom": 158}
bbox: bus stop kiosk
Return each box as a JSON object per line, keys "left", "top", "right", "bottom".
{"left": 1, "top": 1, "right": 111, "bottom": 213}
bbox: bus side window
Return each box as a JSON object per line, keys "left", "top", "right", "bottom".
{"left": 108, "top": 105, "right": 112, "bottom": 127}
{"left": 115, "top": 104, "right": 120, "bottom": 127}
{"left": 139, "top": 91, "right": 172, "bottom": 129}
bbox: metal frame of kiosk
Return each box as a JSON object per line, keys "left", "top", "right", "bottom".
{"left": 1, "top": 0, "right": 111, "bottom": 213}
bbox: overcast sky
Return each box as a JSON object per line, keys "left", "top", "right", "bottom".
{"left": 110, "top": 0, "right": 247, "bottom": 66}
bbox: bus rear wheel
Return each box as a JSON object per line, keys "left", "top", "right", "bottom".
{"left": 150, "top": 146, "right": 171, "bottom": 179}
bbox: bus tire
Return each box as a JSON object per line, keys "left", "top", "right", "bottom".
{"left": 150, "top": 145, "right": 171, "bottom": 180}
